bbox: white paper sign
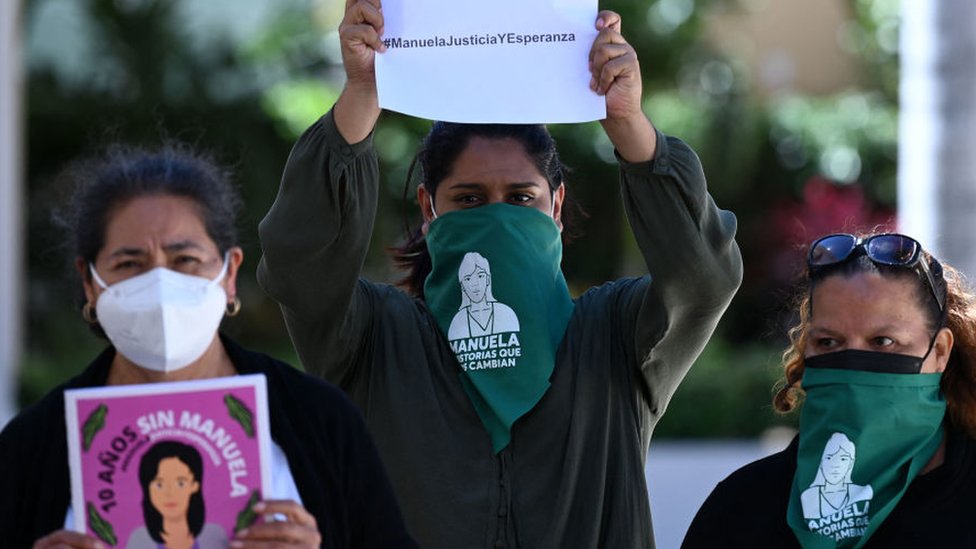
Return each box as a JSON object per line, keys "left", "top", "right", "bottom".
{"left": 375, "top": 0, "right": 605, "bottom": 124}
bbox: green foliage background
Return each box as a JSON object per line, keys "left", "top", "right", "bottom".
{"left": 20, "top": 0, "right": 898, "bottom": 437}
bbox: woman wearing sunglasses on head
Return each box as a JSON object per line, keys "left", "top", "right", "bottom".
{"left": 682, "top": 232, "right": 976, "bottom": 548}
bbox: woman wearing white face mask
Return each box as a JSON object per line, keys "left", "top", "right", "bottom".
{"left": 0, "top": 144, "right": 416, "bottom": 549}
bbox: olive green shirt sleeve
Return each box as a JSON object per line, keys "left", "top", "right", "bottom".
{"left": 257, "top": 108, "right": 378, "bottom": 385}
{"left": 619, "top": 129, "right": 743, "bottom": 419}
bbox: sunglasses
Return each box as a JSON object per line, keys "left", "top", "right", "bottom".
{"left": 808, "top": 233, "right": 945, "bottom": 312}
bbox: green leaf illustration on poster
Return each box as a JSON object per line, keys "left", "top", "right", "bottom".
{"left": 87, "top": 501, "right": 118, "bottom": 545}
{"left": 224, "top": 393, "right": 255, "bottom": 437}
{"left": 81, "top": 404, "right": 107, "bottom": 452}
{"left": 235, "top": 490, "right": 262, "bottom": 532}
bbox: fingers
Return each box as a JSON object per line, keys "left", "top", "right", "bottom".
{"left": 346, "top": 0, "right": 381, "bottom": 10}
{"left": 33, "top": 531, "right": 104, "bottom": 549}
{"left": 231, "top": 500, "right": 321, "bottom": 548}
{"left": 589, "top": 30, "right": 637, "bottom": 94}
{"left": 341, "top": 0, "right": 387, "bottom": 53}
{"left": 254, "top": 500, "right": 319, "bottom": 528}
{"left": 233, "top": 522, "right": 322, "bottom": 548}
{"left": 592, "top": 50, "right": 639, "bottom": 95}
{"left": 588, "top": 10, "right": 638, "bottom": 96}
{"left": 595, "top": 10, "right": 622, "bottom": 33}
{"left": 588, "top": 23, "right": 629, "bottom": 64}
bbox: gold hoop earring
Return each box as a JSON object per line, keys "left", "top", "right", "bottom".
{"left": 226, "top": 297, "right": 242, "bottom": 317}
{"left": 82, "top": 302, "right": 97, "bottom": 324}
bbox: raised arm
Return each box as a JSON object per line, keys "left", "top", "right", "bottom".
{"left": 335, "top": 0, "right": 385, "bottom": 143}
{"left": 257, "top": 0, "right": 388, "bottom": 384}
{"left": 623, "top": 128, "right": 742, "bottom": 417}
{"left": 589, "top": 11, "right": 743, "bottom": 416}
{"left": 589, "top": 10, "right": 655, "bottom": 163}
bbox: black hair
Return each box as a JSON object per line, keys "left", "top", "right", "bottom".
{"left": 54, "top": 143, "right": 243, "bottom": 334}
{"left": 417, "top": 122, "right": 564, "bottom": 196}
{"left": 390, "top": 122, "right": 569, "bottom": 297}
{"left": 57, "top": 143, "right": 242, "bottom": 265}
{"left": 138, "top": 440, "right": 206, "bottom": 541}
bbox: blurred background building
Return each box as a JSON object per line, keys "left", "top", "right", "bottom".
{"left": 1, "top": 0, "right": 973, "bottom": 546}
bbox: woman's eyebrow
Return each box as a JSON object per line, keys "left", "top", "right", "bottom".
{"left": 106, "top": 241, "right": 208, "bottom": 258}
{"left": 446, "top": 181, "right": 543, "bottom": 189}
{"left": 107, "top": 247, "right": 147, "bottom": 259}
{"left": 807, "top": 326, "right": 841, "bottom": 337}
{"left": 445, "top": 182, "right": 486, "bottom": 190}
{"left": 810, "top": 323, "right": 909, "bottom": 338}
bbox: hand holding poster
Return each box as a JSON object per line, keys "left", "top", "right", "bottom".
{"left": 375, "top": 0, "right": 605, "bottom": 123}
{"left": 64, "top": 375, "right": 272, "bottom": 547}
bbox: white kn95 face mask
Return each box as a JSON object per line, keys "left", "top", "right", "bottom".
{"left": 89, "top": 255, "right": 229, "bottom": 373}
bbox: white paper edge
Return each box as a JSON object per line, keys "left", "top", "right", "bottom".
{"left": 252, "top": 375, "right": 273, "bottom": 503}
{"left": 64, "top": 391, "right": 86, "bottom": 533}
{"left": 376, "top": 104, "right": 605, "bottom": 125}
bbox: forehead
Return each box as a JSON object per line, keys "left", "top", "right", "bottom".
{"left": 810, "top": 272, "right": 927, "bottom": 329}
{"left": 101, "top": 194, "right": 215, "bottom": 251}
{"left": 444, "top": 137, "right": 546, "bottom": 184}
{"left": 157, "top": 456, "right": 192, "bottom": 474}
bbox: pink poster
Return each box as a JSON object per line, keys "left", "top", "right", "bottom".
{"left": 64, "top": 375, "right": 272, "bottom": 548}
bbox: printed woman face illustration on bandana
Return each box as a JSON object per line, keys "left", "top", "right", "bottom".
{"left": 822, "top": 446, "right": 851, "bottom": 485}
{"left": 448, "top": 253, "right": 521, "bottom": 339}
{"left": 461, "top": 258, "right": 489, "bottom": 303}
{"left": 800, "top": 433, "right": 873, "bottom": 521}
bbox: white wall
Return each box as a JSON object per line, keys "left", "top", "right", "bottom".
{"left": 0, "top": 0, "right": 24, "bottom": 427}
{"left": 899, "top": 0, "right": 976, "bottom": 277}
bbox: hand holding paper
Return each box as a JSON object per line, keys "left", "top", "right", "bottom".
{"left": 336, "top": 0, "right": 386, "bottom": 144}
{"left": 590, "top": 10, "right": 656, "bottom": 162}
{"left": 332, "top": 1, "right": 656, "bottom": 159}
{"left": 232, "top": 500, "right": 322, "bottom": 548}
{"left": 32, "top": 530, "right": 104, "bottom": 549}
{"left": 590, "top": 11, "right": 642, "bottom": 122}
{"left": 339, "top": 0, "right": 386, "bottom": 85}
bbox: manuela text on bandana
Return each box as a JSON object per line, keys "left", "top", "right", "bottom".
{"left": 451, "top": 333, "right": 522, "bottom": 370}
{"left": 806, "top": 502, "right": 870, "bottom": 541}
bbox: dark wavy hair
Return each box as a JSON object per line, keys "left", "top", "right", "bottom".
{"left": 389, "top": 122, "right": 571, "bottom": 298}
{"left": 774, "top": 235, "right": 976, "bottom": 436}
{"left": 138, "top": 440, "right": 206, "bottom": 541}
{"left": 53, "top": 143, "right": 243, "bottom": 335}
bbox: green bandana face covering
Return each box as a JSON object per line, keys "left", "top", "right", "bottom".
{"left": 424, "top": 203, "right": 574, "bottom": 453}
{"left": 787, "top": 351, "right": 946, "bottom": 548}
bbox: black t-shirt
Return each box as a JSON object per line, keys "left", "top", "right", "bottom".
{"left": 682, "top": 429, "right": 976, "bottom": 548}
